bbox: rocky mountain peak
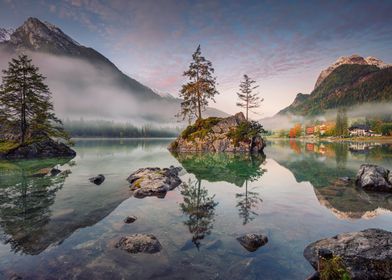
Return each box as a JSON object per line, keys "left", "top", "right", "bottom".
{"left": 0, "top": 27, "right": 13, "bottom": 42}
{"left": 6, "top": 17, "right": 81, "bottom": 54}
{"left": 314, "top": 54, "right": 390, "bottom": 89}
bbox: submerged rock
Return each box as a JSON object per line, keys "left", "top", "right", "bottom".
{"left": 304, "top": 228, "right": 392, "bottom": 280}
{"left": 89, "top": 174, "right": 105, "bottom": 185}
{"left": 31, "top": 167, "right": 62, "bottom": 177}
{"left": 0, "top": 138, "right": 76, "bottom": 159}
{"left": 356, "top": 164, "right": 392, "bottom": 192}
{"left": 124, "top": 215, "right": 137, "bottom": 224}
{"left": 237, "top": 233, "right": 268, "bottom": 252}
{"left": 115, "top": 234, "right": 162, "bottom": 254}
{"left": 127, "top": 166, "right": 182, "bottom": 198}
{"left": 168, "top": 112, "right": 266, "bottom": 153}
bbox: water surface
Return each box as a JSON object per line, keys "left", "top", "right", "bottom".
{"left": 0, "top": 139, "right": 391, "bottom": 279}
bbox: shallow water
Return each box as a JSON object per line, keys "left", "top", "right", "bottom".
{"left": 0, "top": 138, "right": 392, "bottom": 279}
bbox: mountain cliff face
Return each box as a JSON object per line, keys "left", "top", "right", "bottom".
{"left": 0, "top": 18, "right": 227, "bottom": 122}
{"left": 314, "top": 54, "right": 390, "bottom": 89}
{"left": 278, "top": 55, "right": 392, "bottom": 116}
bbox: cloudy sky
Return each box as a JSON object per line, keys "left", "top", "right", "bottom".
{"left": 1, "top": 0, "right": 391, "bottom": 117}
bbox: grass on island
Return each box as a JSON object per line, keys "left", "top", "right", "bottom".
{"left": 0, "top": 141, "right": 20, "bottom": 153}
{"left": 180, "top": 117, "right": 222, "bottom": 140}
{"left": 319, "top": 255, "right": 351, "bottom": 280}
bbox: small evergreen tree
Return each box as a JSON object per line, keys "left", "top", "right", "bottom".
{"left": 178, "top": 45, "right": 219, "bottom": 121}
{"left": 0, "top": 54, "right": 68, "bottom": 144}
{"left": 236, "top": 74, "right": 263, "bottom": 120}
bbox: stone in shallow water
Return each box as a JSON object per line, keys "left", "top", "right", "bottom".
{"left": 304, "top": 228, "right": 392, "bottom": 280}
{"left": 124, "top": 215, "right": 137, "bottom": 224}
{"left": 89, "top": 174, "right": 105, "bottom": 185}
{"left": 115, "top": 234, "right": 162, "bottom": 254}
{"left": 356, "top": 164, "right": 392, "bottom": 192}
{"left": 127, "top": 166, "right": 182, "bottom": 198}
{"left": 236, "top": 233, "right": 268, "bottom": 252}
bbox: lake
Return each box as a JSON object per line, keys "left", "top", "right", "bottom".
{"left": 0, "top": 138, "right": 392, "bottom": 279}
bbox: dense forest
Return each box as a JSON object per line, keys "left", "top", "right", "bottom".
{"left": 63, "top": 120, "right": 180, "bottom": 138}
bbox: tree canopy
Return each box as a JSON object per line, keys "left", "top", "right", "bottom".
{"left": 236, "top": 74, "right": 263, "bottom": 120}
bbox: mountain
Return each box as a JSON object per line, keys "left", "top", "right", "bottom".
{"left": 0, "top": 28, "right": 13, "bottom": 42}
{"left": 278, "top": 55, "right": 392, "bottom": 117}
{"left": 314, "top": 54, "right": 390, "bottom": 89}
{"left": 0, "top": 18, "right": 227, "bottom": 123}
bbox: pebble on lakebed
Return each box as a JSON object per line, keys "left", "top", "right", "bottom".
{"left": 124, "top": 215, "right": 137, "bottom": 224}
{"left": 89, "top": 174, "right": 105, "bottom": 185}
{"left": 127, "top": 166, "right": 182, "bottom": 198}
{"left": 115, "top": 234, "right": 162, "bottom": 254}
{"left": 237, "top": 233, "right": 268, "bottom": 252}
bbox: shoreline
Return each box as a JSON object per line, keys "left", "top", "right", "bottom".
{"left": 265, "top": 136, "right": 392, "bottom": 143}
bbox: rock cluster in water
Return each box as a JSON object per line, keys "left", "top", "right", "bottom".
{"left": 127, "top": 166, "right": 182, "bottom": 198}
{"left": 304, "top": 228, "right": 392, "bottom": 280}
{"left": 115, "top": 234, "right": 162, "bottom": 254}
{"left": 0, "top": 137, "right": 76, "bottom": 159}
{"left": 356, "top": 164, "right": 392, "bottom": 192}
{"left": 168, "top": 112, "right": 266, "bottom": 153}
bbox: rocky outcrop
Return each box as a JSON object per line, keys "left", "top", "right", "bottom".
{"left": 237, "top": 233, "right": 268, "bottom": 252}
{"left": 0, "top": 138, "right": 76, "bottom": 160}
{"left": 304, "top": 228, "right": 392, "bottom": 280}
{"left": 356, "top": 164, "right": 392, "bottom": 192}
{"left": 169, "top": 112, "right": 266, "bottom": 153}
{"left": 89, "top": 174, "right": 105, "bottom": 185}
{"left": 127, "top": 166, "right": 182, "bottom": 198}
{"left": 115, "top": 234, "right": 162, "bottom": 254}
{"left": 315, "top": 55, "right": 390, "bottom": 89}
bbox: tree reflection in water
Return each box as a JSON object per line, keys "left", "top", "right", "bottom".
{"left": 236, "top": 180, "right": 263, "bottom": 225}
{"left": 179, "top": 178, "right": 218, "bottom": 249}
{"left": 0, "top": 159, "right": 71, "bottom": 254}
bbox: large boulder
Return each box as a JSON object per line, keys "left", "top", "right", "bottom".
{"left": 115, "top": 234, "right": 162, "bottom": 254}
{"left": 304, "top": 228, "right": 392, "bottom": 280}
{"left": 169, "top": 112, "right": 266, "bottom": 153}
{"left": 356, "top": 164, "right": 392, "bottom": 192}
{"left": 0, "top": 138, "right": 76, "bottom": 159}
{"left": 127, "top": 166, "right": 182, "bottom": 198}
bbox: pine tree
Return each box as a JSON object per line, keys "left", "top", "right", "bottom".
{"left": 178, "top": 45, "right": 219, "bottom": 121}
{"left": 0, "top": 54, "right": 68, "bottom": 144}
{"left": 236, "top": 74, "right": 263, "bottom": 121}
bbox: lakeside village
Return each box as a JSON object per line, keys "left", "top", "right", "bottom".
{"left": 270, "top": 109, "right": 392, "bottom": 140}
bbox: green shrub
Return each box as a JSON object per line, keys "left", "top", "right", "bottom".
{"left": 227, "top": 121, "right": 265, "bottom": 146}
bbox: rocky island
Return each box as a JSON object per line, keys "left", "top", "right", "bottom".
{"left": 168, "top": 112, "right": 266, "bottom": 153}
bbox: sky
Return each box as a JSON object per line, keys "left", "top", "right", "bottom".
{"left": 0, "top": 0, "right": 391, "bottom": 118}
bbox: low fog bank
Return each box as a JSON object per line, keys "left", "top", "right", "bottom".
{"left": 261, "top": 103, "right": 392, "bottom": 130}
{"left": 0, "top": 50, "right": 192, "bottom": 127}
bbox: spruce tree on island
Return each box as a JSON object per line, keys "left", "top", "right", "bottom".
{"left": 178, "top": 45, "right": 219, "bottom": 121}
{"left": 236, "top": 74, "right": 263, "bottom": 121}
{"left": 0, "top": 54, "right": 69, "bottom": 144}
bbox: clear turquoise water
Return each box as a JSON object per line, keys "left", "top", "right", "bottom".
{"left": 0, "top": 139, "right": 391, "bottom": 279}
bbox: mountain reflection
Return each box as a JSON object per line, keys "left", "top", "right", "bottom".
{"left": 180, "top": 179, "right": 218, "bottom": 249}
{"left": 268, "top": 140, "right": 392, "bottom": 219}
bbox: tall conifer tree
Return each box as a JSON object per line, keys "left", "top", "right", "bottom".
{"left": 178, "top": 45, "right": 218, "bottom": 121}
{"left": 0, "top": 54, "right": 68, "bottom": 144}
{"left": 236, "top": 74, "right": 263, "bottom": 121}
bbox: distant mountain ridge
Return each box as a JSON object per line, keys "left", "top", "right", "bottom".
{"left": 278, "top": 55, "right": 392, "bottom": 117}
{"left": 0, "top": 18, "right": 228, "bottom": 122}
